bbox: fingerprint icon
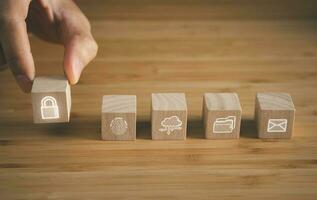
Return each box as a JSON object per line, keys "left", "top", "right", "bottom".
{"left": 110, "top": 117, "right": 128, "bottom": 135}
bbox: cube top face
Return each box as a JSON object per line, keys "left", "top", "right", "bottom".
{"left": 31, "top": 76, "right": 69, "bottom": 93}
{"left": 102, "top": 95, "right": 136, "bottom": 113}
{"left": 257, "top": 93, "right": 295, "bottom": 111}
{"left": 203, "top": 93, "right": 242, "bottom": 139}
{"left": 101, "top": 95, "right": 137, "bottom": 140}
{"left": 256, "top": 93, "right": 295, "bottom": 139}
{"left": 204, "top": 93, "right": 241, "bottom": 111}
{"left": 31, "top": 76, "right": 71, "bottom": 124}
{"left": 152, "top": 93, "right": 187, "bottom": 111}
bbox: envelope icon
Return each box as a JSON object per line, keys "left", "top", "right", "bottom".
{"left": 213, "top": 116, "right": 236, "bottom": 133}
{"left": 267, "top": 119, "right": 287, "bottom": 133}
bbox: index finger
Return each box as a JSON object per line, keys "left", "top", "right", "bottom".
{"left": 0, "top": 0, "right": 35, "bottom": 92}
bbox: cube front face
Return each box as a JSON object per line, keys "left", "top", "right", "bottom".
{"left": 102, "top": 112, "right": 136, "bottom": 140}
{"left": 152, "top": 110, "right": 187, "bottom": 140}
{"left": 257, "top": 110, "right": 295, "bottom": 139}
{"left": 204, "top": 110, "right": 241, "bottom": 139}
{"left": 32, "top": 92, "right": 69, "bottom": 123}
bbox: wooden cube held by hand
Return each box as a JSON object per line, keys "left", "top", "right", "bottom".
{"left": 31, "top": 76, "right": 71, "bottom": 123}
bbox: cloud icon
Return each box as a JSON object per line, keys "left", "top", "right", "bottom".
{"left": 161, "top": 116, "right": 182, "bottom": 126}
{"left": 159, "top": 116, "right": 182, "bottom": 135}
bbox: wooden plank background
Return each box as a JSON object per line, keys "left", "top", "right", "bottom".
{"left": 0, "top": 0, "right": 317, "bottom": 199}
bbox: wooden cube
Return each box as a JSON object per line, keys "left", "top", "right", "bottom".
{"left": 151, "top": 93, "right": 187, "bottom": 140}
{"left": 255, "top": 93, "right": 295, "bottom": 139}
{"left": 203, "top": 93, "right": 242, "bottom": 139}
{"left": 101, "top": 95, "right": 136, "bottom": 140}
{"left": 31, "top": 76, "right": 71, "bottom": 123}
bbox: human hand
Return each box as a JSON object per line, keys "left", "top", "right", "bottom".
{"left": 0, "top": 0, "right": 98, "bottom": 92}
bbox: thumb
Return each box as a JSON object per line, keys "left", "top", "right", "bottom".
{"left": 63, "top": 34, "right": 97, "bottom": 84}
{"left": 52, "top": 0, "right": 98, "bottom": 84}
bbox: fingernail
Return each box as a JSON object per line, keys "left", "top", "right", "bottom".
{"left": 16, "top": 74, "right": 32, "bottom": 93}
{"left": 72, "top": 58, "right": 84, "bottom": 84}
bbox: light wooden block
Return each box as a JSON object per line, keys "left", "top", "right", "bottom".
{"left": 255, "top": 93, "right": 295, "bottom": 139}
{"left": 203, "top": 93, "right": 242, "bottom": 139}
{"left": 151, "top": 93, "right": 187, "bottom": 140}
{"left": 31, "top": 76, "right": 71, "bottom": 123}
{"left": 101, "top": 95, "right": 136, "bottom": 140}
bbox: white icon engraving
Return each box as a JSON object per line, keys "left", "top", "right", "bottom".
{"left": 213, "top": 116, "right": 236, "bottom": 133}
{"left": 267, "top": 119, "right": 287, "bottom": 133}
{"left": 41, "top": 96, "right": 60, "bottom": 119}
{"left": 159, "top": 116, "right": 182, "bottom": 135}
{"left": 110, "top": 117, "right": 128, "bottom": 135}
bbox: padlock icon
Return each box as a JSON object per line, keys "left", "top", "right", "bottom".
{"left": 40, "top": 96, "right": 60, "bottom": 119}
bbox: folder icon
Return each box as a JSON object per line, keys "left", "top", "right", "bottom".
{"left": 267, "top": 119, "right": 287, "bottom": 133}
{"left": 213, "top": 116, "right": 236, "bottom": 133}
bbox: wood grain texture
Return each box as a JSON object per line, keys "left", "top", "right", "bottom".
{"left": 152, "top": 93, "right": 187, "bottom": 111}
{"left": 0, "top": 0, "right": 317, "bottom": 199}
{"left": 102, "top": 95, "right": 136, "bottom": 113}
{"left": 203, "top": 93, "right": 242, "bottom": 139}
{"left": 101, "top": 95, "right": 136, "bottom": 140}
{"left": 31, "top": 76, "right": 71, "bottom": 123}
{"left": 256, "top": 92, "right": 295, "bottom": 110}
{"left": 255, "top": 93, "right": 295, "bottom": 139}
{"left": 204, "top": 93, "right": 242, "bottom": 110}
{"left": 151, "top": 93, "right": 187, "bottom": 140}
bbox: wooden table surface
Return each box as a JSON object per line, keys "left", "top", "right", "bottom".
{"left": 1, "top": 0, "right": 317, "bottom": 199}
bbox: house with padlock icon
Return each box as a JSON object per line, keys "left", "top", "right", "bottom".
{"left": 41, "top": 96, "right": 60, "bottom": 119}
